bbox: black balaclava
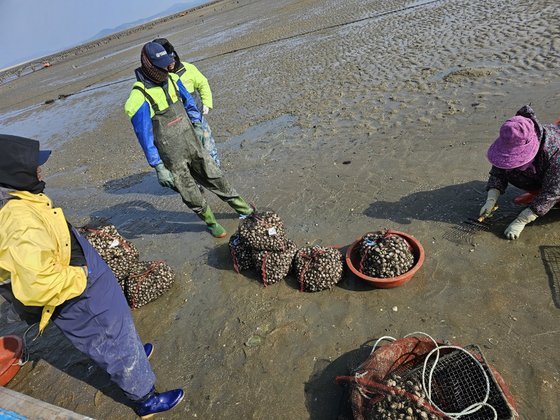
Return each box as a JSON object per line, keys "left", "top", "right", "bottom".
{"left": 152, "top": 38, "right": 181, "bottom": 72}
{"left": 140, "top": 44, "right": 169, "bottom": 84}
{"left": 0, "top": 134, "right": 46, "bottom": 193}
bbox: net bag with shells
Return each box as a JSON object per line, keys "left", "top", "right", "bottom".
{"left": 252, "top": 239, "right": 297, "bottom": 286}
{"left": 367, "top": 374, "right": 441, "bottom": 419}
{"left": 293, "top": 246, "right": 343, "bottom": 292}
{"left": 359, "top": 231, "right": 414, "bottom": 278}
{"left": 336, "top": 336, "right": 518, "bottom": 420}
{"left": 124, "top": 260, "right": 175, "bottom": 309}
{"left": 229, "top": 231, "right": 253, "bottom": 273}
{"left": 81, "top": 225, "right": 140, "bottom": 285}
{"left": 239, "top": 211, "right": 286, "bottom": 251}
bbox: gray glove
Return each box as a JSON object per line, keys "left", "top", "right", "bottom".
{"left": 504, "top": 208, "right": 538, "bottom": 240}
{"left": 480, "top": 188, "right": 500, "bottom": 217}
{"left": 155, "top": 162, "right": 175, "bottom": 188}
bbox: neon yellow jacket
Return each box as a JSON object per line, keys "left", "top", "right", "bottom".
{"left": 124, "top": 71, "right": 202, "bottom": 167}
{"left": 176, "top": 61, "right": 213, "bottom": 109}
{"left": 0, "top": 191, "right": 87, "bottom": 331}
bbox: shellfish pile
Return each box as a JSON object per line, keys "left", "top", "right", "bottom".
{"left": 81, "top": 224, "right": 174, "bottom": 308}
{"left": 230, "top": 211, "right": 299, "bottom": 285}
{"left": 367, "top": 374, "right": 441, "bottom": 420}
{"left": 81, "top": 225, "right": 139, "bottom": 286}
{"left": 293, "top": 246, "right": 343, "bottom": 292}
{"left": 359, "top": 231, "right": 414, "bottom": 278}
{"left": 253, "top": 239, "right": 298, "bottom": 285}
{"left": 125, "top": 261, "right": 175, "bottom": 309}
{"left": 239, "top": 211, "right": 286, "bottom": 251}
{"left": 229, "top": 232, "right": 253, "bottom": 273}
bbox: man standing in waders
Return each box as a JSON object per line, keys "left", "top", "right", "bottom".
{"left": 124, "top": 42, "right": 253, "bottom": 238}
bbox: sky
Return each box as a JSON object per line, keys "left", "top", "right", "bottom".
{"left": 0, "top": 0, "right": 209, "bottom": 70}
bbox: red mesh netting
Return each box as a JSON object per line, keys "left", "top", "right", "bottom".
{"left": 336, "top": 337, "right": 518, "bottom": 420}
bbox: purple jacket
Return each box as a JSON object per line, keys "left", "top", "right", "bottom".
{"left": 486, "top": 106, "right": 560, "bottom": 216}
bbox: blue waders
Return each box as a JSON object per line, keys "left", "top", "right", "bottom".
{"left": 200, "top": 115, "right": 220, "bottom": 167}
{"left": 188, "top": 89, "right": 220, "bottom": 167}
{"left": 53, "top": 229, "right": 155, "bottom": 401}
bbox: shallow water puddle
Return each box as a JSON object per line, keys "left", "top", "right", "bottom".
{"left": 222, "top": 114, "right": 301, "bottom": 149}
{"left": 0, "top": 83, "right": 128, "bottom": 149}
{"left": 430, "top": 64, "right": 500, "bottom": 82}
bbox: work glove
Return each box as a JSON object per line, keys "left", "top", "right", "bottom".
{"left": 479, "top": 188, "right": 500, "bottom": 217}
{"left": 202, "top": 105, "right": 210, "bottom": 115}
{"left": 193, "top": 122, "right": 204, "bottom": 143}
{"left": 504, "top": 208, "right": 538, "bottom": 240}
{"left": 155, "top": 162, "right": 175, "bottom": 188}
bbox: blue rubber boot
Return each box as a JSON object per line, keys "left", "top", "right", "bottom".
{"left": 133, "top": 387, "right": 185, "bottom": 419}
{"left": 144, "top": 343, "right": 154, "bottom": 360}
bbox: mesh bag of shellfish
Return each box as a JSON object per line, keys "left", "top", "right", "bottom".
{"left": 239, "top": 210, "right": 286, "bottom": 251}
{"left": 252, "top": 239, "right": 297, "bottom": 286}
{"left": 124, "top": 260, "right": 175, "bottom": 309}
{"left": 357, "top": 348, "right": 517, "bottom": 420}
{"left": 359, "top": 231, "right": 415, "bottom": 278}
{"left": 365, "top": 373, "right": 443, "bottom": 420}
{"left": 81, "top": 225, "right": 140, "bottom": 285}
{"left": 229, "top": 231, "right": 254, "bottom": 273}
{"left": 336, "top": 337, "right": 517, "bottom": 420}
{"left": 293, "top": 246, "right": 343, "bottom": 292}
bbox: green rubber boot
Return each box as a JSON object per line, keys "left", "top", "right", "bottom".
{"left": 227, "top": 197, "right": 253, "bottom": 217}
{"left": 198, "top": 207, "right": 227, "bottom": 238}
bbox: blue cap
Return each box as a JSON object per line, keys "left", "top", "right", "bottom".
{"left": 38, "top": 150, "right": 51, "bottom": 165}
{"left": 144, "top": 42, "right": 174, "bottom": 69}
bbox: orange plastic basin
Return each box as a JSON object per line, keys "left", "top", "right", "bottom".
{"left": 0, "top": 335, "right": 23, "bottom": 386}
{"left": 345, "top": 230, "right": 425, "bottom": 288}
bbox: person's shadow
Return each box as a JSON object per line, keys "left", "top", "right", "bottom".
{"left": 0, "top": 307, "right": 129, "bottom": 408}
{"left": 86, "top": 200, "right": 235, "bottom": 239}
{"left": 363, "top": 180, "right": 560, "bottom": 242}
{"left": 305, "top": 343, "right": 373, "bottom": 420}
{"left": 364, "top": 180, "right": 499, "bottom": 225}
{"left": 102, "top": 172, "right": 172, "bottom": 197}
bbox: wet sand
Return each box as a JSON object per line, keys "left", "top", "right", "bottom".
{"left": 1, "top": 0, "right": 559, "bottom": 418}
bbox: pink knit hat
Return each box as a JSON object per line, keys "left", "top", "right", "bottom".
{"left": 487, "top": 116, "right": 539, "bottom": 169}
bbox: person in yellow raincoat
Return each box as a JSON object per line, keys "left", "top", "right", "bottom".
{"left": 0, "top": 134, "right": 184, "bottom": 417}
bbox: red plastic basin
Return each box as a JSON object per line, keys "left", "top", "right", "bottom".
{"left": 0, "top": 335, "right": 23, "bottom": 386}
{"left": 513, "top": 191, "right": 539, "bottom": 205}
{"left": 345, "top": 230, "right": 425, "bottom": 288}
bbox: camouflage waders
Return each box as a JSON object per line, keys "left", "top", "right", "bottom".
{"left": 134, "top": 83, "right": 239, "bottom": 216}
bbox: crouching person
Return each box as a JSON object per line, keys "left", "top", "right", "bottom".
{"left": 481, "top": 105, "right": 560, "bottom": 239}
{"left": 0, "top": 134, "right": 183, "bottom": 418}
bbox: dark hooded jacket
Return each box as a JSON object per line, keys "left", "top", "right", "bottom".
{"left": 0, "top": 134, "right": 45, "bottom": 194}
{"left": 486, "top": 105, "right": 560, "bottom": 216}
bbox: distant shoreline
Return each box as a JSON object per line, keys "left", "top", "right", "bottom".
{"left": 0, "top": 0, "right": 223, "bottom": 84}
